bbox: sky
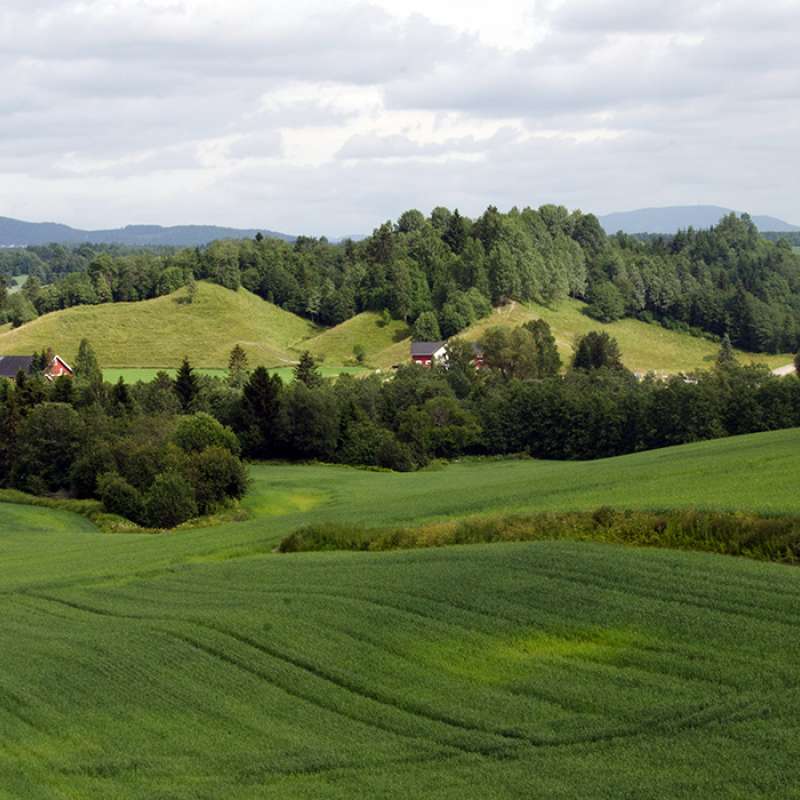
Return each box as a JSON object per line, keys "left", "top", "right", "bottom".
{"left": 1, "top": 0, "right": 798, "bottom": 236}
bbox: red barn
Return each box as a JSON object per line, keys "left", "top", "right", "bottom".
{"left": 45, "top": 355, "right": 74, "bottom": 381}
{"left": 411, "top": 341, "right": 447, "bottom": 366}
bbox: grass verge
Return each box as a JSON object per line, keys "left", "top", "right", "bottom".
{"left": 279, "top": 507, "right": 800, "bottom": 564}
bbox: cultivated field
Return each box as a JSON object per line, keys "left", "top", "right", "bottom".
{"left": 102, "top": 366, "right": 370, "bottom": 384}
{"left": 1, "top": 429, "right": 800, "bottom": 797}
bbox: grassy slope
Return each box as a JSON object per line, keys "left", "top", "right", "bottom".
{"left": 1, "top": 430, "right": 800, "bottom": 797}
{"left": 302, "top": 311, "right": 411, "bottom": 368}
{"left": 461, "top": 298, "right": 791, "bottom": 374}
{"left": 0, "top": 282, "right": 317, "bottom": 368}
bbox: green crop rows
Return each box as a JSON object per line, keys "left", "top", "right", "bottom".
{"left": 1, "top": 428, "right": 800, "bottom": 797}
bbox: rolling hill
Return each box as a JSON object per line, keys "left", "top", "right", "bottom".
{"left": 0, "top": 216, "right": 294, "bottom": 247}
{"left": 303, "top": 311, "right": 411, "bottom": 368}
{"left": 0, "top": 284, "right": 792, "bottom": 374}
{"left": 1, "top": 429, "right": 800, "bottom": 797}
{"left": 461, "top": 298, "right": 792, "bottom": 374}
{"left": 0, "top": 282, "right": 316, "bottom": 367}
{"left": 599, "top": 205, "right": 800, "bottom": 234}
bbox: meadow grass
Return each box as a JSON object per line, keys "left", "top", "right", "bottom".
{"left": 0, "top": 282, "right": 317, "bottom": 367}
{"left": 102, "top": 365, "right": 370, "bottom": 384}
{"left": 1, "top": 429, "right": 800, "bottom": 796}
{"left": 462, "top": 297, "right": 792, "bottom": 373}
{"left": 302, "top": 311, "right": 411, "bottom": 368}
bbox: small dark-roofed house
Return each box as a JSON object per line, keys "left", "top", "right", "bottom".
{"left": 411, "top": 341, "right": 447, "bottom": 366}
{"left": 0, "top": 355, "right": 34, "bottom": 380}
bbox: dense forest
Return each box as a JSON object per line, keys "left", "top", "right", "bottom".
{"left": 1, "top": 330, "right": 799, "bottom": 528}
{"left": 2, "top": 206, "right": 799, "bottom": 353}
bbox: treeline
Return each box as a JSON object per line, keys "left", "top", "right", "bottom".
{"left": 2, "top": 208, "right": 799, "bottom": 353}
{"left": 1, "top": 329, "right": 799, "bottom": 527}
{"left": 0, "top": 343, "right": 247, "bottom": 529}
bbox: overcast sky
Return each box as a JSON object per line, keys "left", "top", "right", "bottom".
{"left": 1, "top": 0, "right": 798, "bottom": 236}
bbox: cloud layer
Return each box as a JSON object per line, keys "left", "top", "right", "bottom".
{"left": 1, "top": 0, "right": 798, "bottom": 235}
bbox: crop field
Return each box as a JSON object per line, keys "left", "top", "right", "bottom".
{"left": 102, "top": 365, "right": 371, "bottom": 384}
{"left": 462, "top": 297, "right": 792, "bottom": 374}
{"left": 1, "top": 430, "right": 800, "bottom": 797}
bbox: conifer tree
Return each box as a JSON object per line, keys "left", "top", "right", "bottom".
{"left": 227, "top": 344, "right": 249, "bottom": 389}
{"left": 294, "top": 351, "right": 323, "bottom": 388}
{"left": 74, "top": 339, "right": 102, "bottom": 384}
{"left": 174, "top": 356, "right": 199, "bottom": 412}
{"left": 715, "top": 333, "right": 738, "bottom": 371}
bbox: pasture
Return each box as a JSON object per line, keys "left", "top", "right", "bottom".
{"left": 1, "top": 281, "right": 792, "bottom": 378}
{"left": 1, "top": 429, "right": 800, "bottom": 797}
{"left": 102, "top": 365, "right": 370, "bottom": 384}
{"left": 0, "top": 282, "right": 317, "bottom": 368}
{"left": 462, "top": 297, "right": 792, "bottom": 374}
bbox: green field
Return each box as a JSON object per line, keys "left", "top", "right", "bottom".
{"left": 0, "top": 282, "right": 317, "bottom": 368}
{"left": 304, "top": 311, "right": 411, "bottom": 368}
{"left": 462, "top": 298, "right": 792, "bottom": 374}
{"left": 0, "top": 282, "right": 793, "bottom": 376}
{"left": 102, "top": 365, "right": 371, "bottom": 384}
{"left": 1, "top": 429, "right": 800, "bottom": 797}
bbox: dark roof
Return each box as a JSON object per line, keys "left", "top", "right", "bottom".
{"left": 0, "top": 355, "right": 34, "bottom": 379}
{"left": 411, "top": 341, "right": 446, "bottom": 358}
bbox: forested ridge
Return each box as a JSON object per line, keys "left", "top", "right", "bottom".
{"left": 1, "top": 206, "right": 799, "bottom": 353}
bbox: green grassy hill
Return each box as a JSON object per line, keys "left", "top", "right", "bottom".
{"left": 302, "top": 311, "right": 411, "bottom": 368}
{"left": 462, "top": 298, "right": 791, "bottom": 374}
{"left": 1, "top": 285, "right": 791, "bottom": 374}
{"left": 0, "top": 282, "right": 317, "bottom": 368}
{"left": 1, "top": 429, "right": 800, "bottom": 797}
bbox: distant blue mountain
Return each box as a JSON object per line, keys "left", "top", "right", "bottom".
{"left": 598, "top": 206, "right": 800, "bottom": 235}
{"left": 0, "top": 217, "right": 295, "bottom": 247}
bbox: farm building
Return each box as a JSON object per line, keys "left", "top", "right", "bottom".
{"left": 0, "top": 354, "right": 75, "bottom": 381}
{"left": 46, "top": 355, "right": 74, "bottom": 380}
{"left": 411, "top": 341, "right": 447, "bottom": 366}
{"left": 0, "top": 355, "right": 35, "bottom": 380}
{"left": 410, "top": 341, "right": 485, "bottom": 369}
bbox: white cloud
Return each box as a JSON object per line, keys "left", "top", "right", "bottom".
{"left": 0, "top": 0, "right": 798, "bottom": 234}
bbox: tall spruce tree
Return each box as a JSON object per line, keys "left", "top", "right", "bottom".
{"left": 715, "top": 334, "right": 738, "bottom": 371}
{"left": 227, "top": 344, "right": 250, "bottom": 389}
{"left": 294, "top": 351, "right": 323, "bottom": 388}
{"left": 174, "top": 356, "right": 199, "bottom": 412}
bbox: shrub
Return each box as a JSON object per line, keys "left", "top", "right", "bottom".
{"left": 70, "top": 444, "right": 117, "bottom": 498}
{"left": 143, "top": 472, "right": 198, "bottom": 528}
{"left": 186, "top": 446, "right": 248, "bottom": 514}
{"left": 97, "top": 471, "right": 144, "bottom": 522}
{"left": 173, "top": 412, "right": 240, "bottom": 455}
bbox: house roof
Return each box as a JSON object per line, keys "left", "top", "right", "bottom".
{"left": 0, "top": 355, "right": 34, "bottom": 379}
{"left": 411, "top": 341, "right": 446, "bottom": 358}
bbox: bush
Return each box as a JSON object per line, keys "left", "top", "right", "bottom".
{"left": 97, "top": 471, "right": 144, "bottom": 522}
{"left": 186, "top": 446, "right": 248, "bottom": 514}
{"left": 173, "top": 412, "right": 240, "bottom": 455}
{"left": 143, "top": 472, "right": 198, "bottom": 528}
{"left": 70, "top": 444, "right": 116, "bottom": 498}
